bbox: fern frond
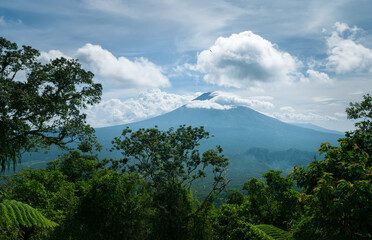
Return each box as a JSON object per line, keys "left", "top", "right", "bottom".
{"left": 0, "top": 200, "right": 58, "bottom": 229}
{"left": 254, "top": 224, "right": 292, "bottom": 240}
{"left": 249, "top": 225, "right": 275, "bottom": 240}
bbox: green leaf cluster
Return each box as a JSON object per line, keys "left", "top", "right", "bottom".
{"left": 213, "top": 203, "right": 292, "bottom": 240}
{"left": 109, "top": 125, "right": 230, "bottom": 239}
{"left": 0, "top": 36, "right": 102, "bottom": 171}
{"left": 290, "top": 94, "right": 372, "bottom": 239}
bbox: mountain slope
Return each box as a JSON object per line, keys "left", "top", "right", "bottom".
{"left": 93, "top": 97, "right": 344, "bottom": 187}
{"left": 292, "top": 123, "right": 343, "bottom": 135}
{"left": 17, "top": 92, "right": 343, "bottom": 179}
{"left": 96, "top": 104, "right": 342, "bottom": 154}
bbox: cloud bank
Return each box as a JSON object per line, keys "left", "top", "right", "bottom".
{"left": 86, "top": 90, "right": 277, "bottom": 127}
{"left": 85, "top": 89, "right": 196, "bottom": 127}
{"left": 272, "top": 106, "right": 337, "bottom": 122}
{"left": 305, "top": 69, "right": 333, "bottom": 84}
{"left": 39, "top": 50, "right": 71, "bottom": 64}
{"left": 77, "top": 43, "right": 170, "bottom": 89}
{"left": 186, "top": 91, "right": 274, "bottom": 110}
{"left": 82, "top": 0, "right": 244, "bottom": 52}
{"left": 195, "top": 31, "right": 300, "bottom": 88}
{"left": 326, "top": 22, "right": 372, "bottom": 73}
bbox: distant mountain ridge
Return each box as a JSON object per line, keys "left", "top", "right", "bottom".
{"left": 17, "top": 92, "right": 344, "bottom": 182}
{"left": 96, "top": 92, "right": 343, "bottom": 154}
{"left": 291, "top": 123, "right": 344, "bottom": 135}
{"left": 94, "top": 92, "right": 345, "bottom": 186}
{"left": 192, "top": 92, "right": 216, "bottom": 101}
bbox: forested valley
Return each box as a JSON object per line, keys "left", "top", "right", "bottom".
{"left": 1, "top": 37, "right": 371, "bottom": 240}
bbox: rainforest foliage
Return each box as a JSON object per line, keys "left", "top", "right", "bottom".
{"left": 0, "top": 37, "right": 371, "bottom": 239}
{"left": 1, "top": 105, "right": 371, "bottom": 239}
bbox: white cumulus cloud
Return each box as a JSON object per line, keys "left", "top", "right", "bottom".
{"left": 85, "top": 89, "right": 196, "bottom": 127}
{"left": 326, "top": 22, "right": 372, "bottom": 73}
{"left": 195, "top": 31, "right": 300, "bottom": 88}
{"left": 186, "top": 100, "right": 234, "bottom": 110}
{"left": 77, "top": 43, "right": 170, "bottom": 89}
{"left": 306, "top": 69, "right": 333, "bottom": 84}
{"left": 38, "top": 50, "right": 71, "bottom": 64}
{"left": 186, "top": 91, "right": 274, "bottom": 110}
{"left": 272, "top": 106, "right": 337, "bottom": 122}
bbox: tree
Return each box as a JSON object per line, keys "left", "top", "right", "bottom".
{"left": 241, "top": 170, "right": 300, "bottom": 230}
{"left": 226, "top": 189, "right": 245, "bottom": 206}
{"left": 0, "top": 37, "right": 102, "bottom": 171}
{"left": 110, "top": 125, "right": 230, "bottom": 239}
{"left": 47, "top": 150, "right": 103, "bottom": 182}
{"left": 57, "top": 170, "right": 151, "bottom": 240}
{"left": 345, "top": 93, "right": 372, "bottom": 155}
{"left": 291, "top": 94, "right": 372, "bottom": 239}
{"left": 213, "top": 203, "right": 293, "bottom": 240}
{"left": 110, "top": 125, "right": 229, "bottom": 198}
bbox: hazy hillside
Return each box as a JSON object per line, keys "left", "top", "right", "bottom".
{"left": 15, "top": 93, "right": 343, "bottom": 181}
{"left": 95, "top": 102, "right": 343, "bottom": 154}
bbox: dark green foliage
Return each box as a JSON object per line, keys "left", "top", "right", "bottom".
{"left": 213, "top": 204, "right": 292, "bottom": 240}
{"left": 291, "top": 141, "right": 372, "bottom": 239}
{"left": 111, "top": 125, "right": 229, "bottom": 187}
{"left": 344, "top": 93, "right": 372, "bottom": 159}
{"left": 291, "top": 94, "right": 372, "bottom": 239}
{"left": 110, "top": 125, "right": 229, "bottom": 239}
{"left": 47, "top": 150, "right": 102, "bottom": 182}
{"left": 262, "top": 170, "right": 300, "bottom": 228}
{"left": 213, "top": 170, "right": 297, "bottom": 240}
{"left": 150, "top": 181, "right": 195, "bottom": 240}
{"left": 1, "top": 168, "right": 79, "bottom": 224}
{"left": 55, "top": 170, "right": 151, "bottom": 240}
{"left": 226, "top": 189, "right": 245, "bottom": 205}
{"left": 188, "top": 199, "right": 216, "bottom": 240}
{"left": 241, "top": 178, "right": 273, "bottom": 225}
{"left": 213, "top": 203, "right": 247, "bottom": 239}
{"left": 241, "top": 170, "right": 300, "bottom": 230}
{"left": 110, "top": 125, "right": 229, "bottom": 198}
{"left": 346, "top": 93, "right": 372, "bottom": 135}
{"left": 0, "top": 36, "right": 102, "bottom": 171}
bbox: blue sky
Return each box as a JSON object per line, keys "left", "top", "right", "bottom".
{"left": 1, "top": 0, "right": 372, "bottom": 131}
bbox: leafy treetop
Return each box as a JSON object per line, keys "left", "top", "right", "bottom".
{"left": 290, "top": 94, "right": 372, "bottom": 239}
{"left": 110, "top": 125, "right": 230, "bottom": 217}
{"left": 345, "top": 93, "right": 372, "bottom": 155}
{"left": 111, "top": 125, "right": 229, "bottom": 188}
{"left": 0, "top": 37, "right": 102, "bottom": 171}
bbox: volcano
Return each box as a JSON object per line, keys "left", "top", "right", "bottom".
{"left": 95, "top": 92, "right": 342, "bottom": 154}
{"left": 20, "top": 92, "right": 343, "bottom": 179}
